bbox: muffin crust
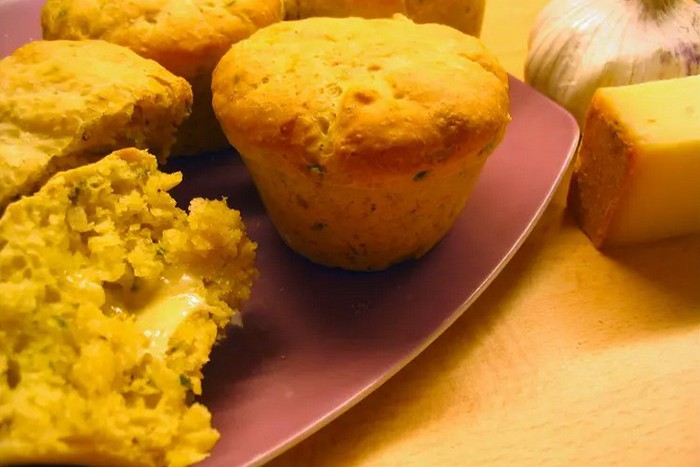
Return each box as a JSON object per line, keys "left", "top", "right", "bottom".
{"left": 42, "top": 0, "right": 284, "bottom": 155}
{"left": 213, "top": 16, "right": 510, "bottom": 270}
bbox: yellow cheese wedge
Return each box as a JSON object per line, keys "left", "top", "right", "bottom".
{"left": 568, "top": 75, "right": 700, "bottom": 248}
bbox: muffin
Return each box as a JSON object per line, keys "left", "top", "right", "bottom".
{"left": 284, "top": 0, "right": 486, "bottom": 37}
{"left": 42, "top": 0, "right": 284, "bottom": 156}
{"left": 0, "top": 39, "right": 192, "bottom": 211}
{"left": 0, "top": 148, "right": 257, "bottom": 467}
{"left": 212, "top": 16, "right": 510, "bottom": 271}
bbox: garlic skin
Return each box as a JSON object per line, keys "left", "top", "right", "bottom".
{"left": 524, "top": 0, "right": 700, "bottom": 124}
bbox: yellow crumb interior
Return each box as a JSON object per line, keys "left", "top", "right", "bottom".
{"left": 0, "top": 148, "right": 257, "bottom": 467}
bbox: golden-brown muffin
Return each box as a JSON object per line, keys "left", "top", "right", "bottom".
{"left": 212, "top": 16, "right": 510, "bottom": 271}
{"left": 284, "top": 0, "right": 486, "bottom": 36}
{"left": 0, "top": 148, "right": 257, "bottom": 467}
{"left": 42, "top": 0, "right": 285, "bottom": 155}
{"left": 0, "top": 39, "right": 192, "bottom": 211}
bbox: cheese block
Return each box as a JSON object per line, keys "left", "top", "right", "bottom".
{"left": 568, "top": 75, "right": 700, "bottom": 248}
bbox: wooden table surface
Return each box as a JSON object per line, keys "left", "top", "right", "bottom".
{"left": 270, "top": 2, "right": 700, "bottom": 465}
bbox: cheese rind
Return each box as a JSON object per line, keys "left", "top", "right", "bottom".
{"left": 568, "top": 75, "right": 700, "bottom": 248}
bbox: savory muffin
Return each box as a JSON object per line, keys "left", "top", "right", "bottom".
{"left": 212, "top": 16, "right": 510, "bottom": 271}
{"left": 0, "top": 39, "right": 192, "bottom": 211}
{"left": 284, "top": 0, "right": 486, "bottom": 36}
{"left": 42, "top": 0, "right": 284, "bottom": 155}
{"left": 0, "top": 148, "right": 257, "bottom": 467}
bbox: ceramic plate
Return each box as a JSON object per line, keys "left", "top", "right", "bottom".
{"left": 0, "top": 3, "right": 579, "bottom": 465}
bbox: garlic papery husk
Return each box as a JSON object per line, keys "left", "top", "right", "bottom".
{"left": 524, "top": 0, "right": 700, "bottom": 124}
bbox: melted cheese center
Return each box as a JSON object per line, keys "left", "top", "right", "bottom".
{"left": 130, "top": 274, "right": 207, "bottom": 354}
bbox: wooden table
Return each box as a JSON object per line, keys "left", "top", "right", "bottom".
{"left": 270, "top": 2, "right": 700, "bottom": 465}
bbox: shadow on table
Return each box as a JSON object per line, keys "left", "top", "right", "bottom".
{"left": 603, "top": 234, "right": 700, "bottom": 310}
{"left": 598, "top": 234, "right": 700, "bottom": 335}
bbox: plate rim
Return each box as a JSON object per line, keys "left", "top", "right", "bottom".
{"left": 0, "top": 7, "right": 580, "bottom": 464}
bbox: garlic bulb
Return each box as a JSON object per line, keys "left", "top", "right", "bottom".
{"left": 525, "top": 0, "right": 700, "bottom": 124}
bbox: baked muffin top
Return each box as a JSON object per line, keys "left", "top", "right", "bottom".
{"left": 212, "top": 16, "right": 510, "bottom": 182}
{"left": 285, "top": 0, "right": 407, "bottom": 20}
{"left": 284, "top": 0, "right": 485, "bottom": 37}
{"left": 41, "top": 0, "right": 284, "bottom": 78}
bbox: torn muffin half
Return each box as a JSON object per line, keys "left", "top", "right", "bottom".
{"left": 0, "top": 148, "right": 257, "bottom": 467}
{"left": 0, "top": 40, "right": 192, "bottom": 211}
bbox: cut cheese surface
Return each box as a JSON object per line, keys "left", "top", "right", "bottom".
{"left": 569, "top": 75, "right": 700, "bottom": 248}
{"left": 609, "top": 76, "right": 700, "bottom": 146}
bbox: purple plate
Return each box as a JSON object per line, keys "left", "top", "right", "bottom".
{"left": 1, "top": 4, "right": 579, "bottom": 466}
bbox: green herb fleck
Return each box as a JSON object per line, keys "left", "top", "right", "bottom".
{"left": 53, "top": 316, "right": 67, "bottom": 328}
{"left": 68, "top": 186, "right": 81, "bottom": 204}
{"left": 413, "top": 170, "right": 429, "bottom": 181}
{"left": 68, "top": 180, "right": 88, "bottom": 204}
{"left": 179, "top": 374, "right": 192, "bottom": 390}
{"left": 308, "top": 163, "right": 325, "bottom": 175}
{"left": 155, "top": 245, "right": 166, "bottom": 257}
{"left": 479, "top": 140, "right": 497, "bottom": 156}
